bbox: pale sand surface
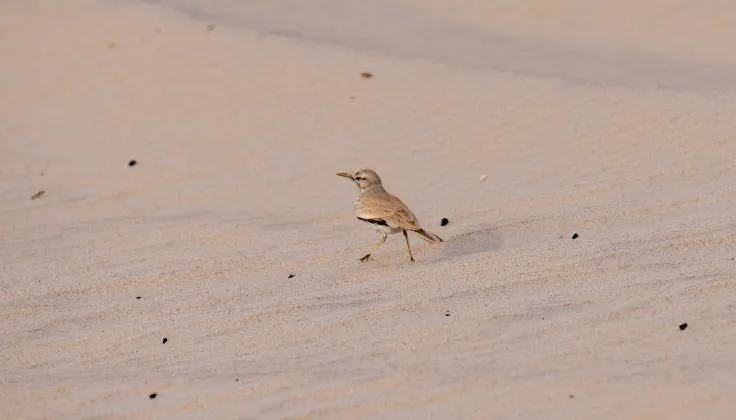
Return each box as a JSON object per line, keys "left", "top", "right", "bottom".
{"left": 2, "top": 1, "right": 736, "bottom": 418}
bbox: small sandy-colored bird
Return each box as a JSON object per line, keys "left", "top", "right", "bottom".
{"left": 337, "top": 169, "right": 443, "bottom": 262}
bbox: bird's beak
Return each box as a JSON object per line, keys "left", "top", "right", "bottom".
{"left": 337, "top": 172, "right": 354, "bottom": 180}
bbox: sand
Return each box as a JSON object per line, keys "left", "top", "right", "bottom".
{"left": 2, "top": 1, "right": 735, "bottom": 419}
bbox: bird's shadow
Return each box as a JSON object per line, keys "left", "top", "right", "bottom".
{"left": 436, "top": 225, "right": 503, "bottom": 258}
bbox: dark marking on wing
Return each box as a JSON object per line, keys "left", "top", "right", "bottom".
{"left": 357, "top": 217, "right": 389, "bottom": 226}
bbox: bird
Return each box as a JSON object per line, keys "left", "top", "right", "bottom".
{"left": 337, "top": 169, "right": 443, "bottom": 262}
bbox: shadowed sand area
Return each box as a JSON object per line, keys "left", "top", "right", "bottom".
{"left": 1, "top": 1, "right": 735, "bottom": 419}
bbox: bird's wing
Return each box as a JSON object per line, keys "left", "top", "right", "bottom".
{"left": 356, "top": 194, "right": 422, "bottom": 230}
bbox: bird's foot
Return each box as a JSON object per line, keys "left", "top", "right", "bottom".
{"left": 359, "top": 254, "right": 372, "bottom": 262}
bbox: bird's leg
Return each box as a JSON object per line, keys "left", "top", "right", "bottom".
{"left": 360, "top": 232, "right": 387, "bottom": 262}
{"left": 403, "top": 230, "right": 415, "bottom": 262}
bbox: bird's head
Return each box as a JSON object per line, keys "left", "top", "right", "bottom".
{"left": 337, "top": 169, "right": 382, "bottom": 191}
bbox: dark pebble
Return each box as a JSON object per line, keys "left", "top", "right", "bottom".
{"left": 440, "top": 218, "right": 449, "bottom": 226}
{"left": 149, "top": 393, "right": 157, "bottom": 399}
{"left": 128, "top": 160, "right": 137, "bottom": 167}
{"left": 288, "top": 274, "right": 295, "bottom": 278}
{"left": 679, "top": 323, "right": 688, "bottom": 331}
{"left": 235, "top": 379, "right": 239, "bottom": 382}
{"left": 572, "top": 233, "right": 579, "bottom": 239}
{"left": 162, "top": 338, "right": 168, "bottom": 344}
{"left": 569, "top": 394, "right": 575, "bottom": 399}
{"left": 136, "top": 296, "right": 141, "bottom": 299}
{"left": 445, "top": 311, "right": 450, "bottom": 317}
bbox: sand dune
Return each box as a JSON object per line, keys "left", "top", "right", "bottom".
{"left": 1, "top": 1, "right": 735, "bottom": 419}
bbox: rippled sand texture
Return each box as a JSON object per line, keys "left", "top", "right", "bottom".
{"left": 2, "top": 1, "right": 735, "bottom": 419}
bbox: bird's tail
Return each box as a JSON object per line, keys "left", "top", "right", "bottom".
{"left": 413, "top": 228, "right": 444, "bottom": 244}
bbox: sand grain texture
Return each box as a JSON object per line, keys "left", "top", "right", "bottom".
{"left": 1, "top": 1, "right": 735, "bottom": 419}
